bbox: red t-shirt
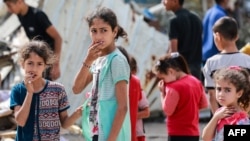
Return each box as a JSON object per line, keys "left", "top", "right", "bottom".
{"left": 129, "top": 75, "right": 142, "bottom": 141}
{"left": 163, "top": 75, "right": 208, "bottom": 136}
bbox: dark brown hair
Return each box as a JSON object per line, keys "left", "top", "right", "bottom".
{"left": 86, "top": 6, "right": 127, "bottom": 40}
{"left": 18, "top": 40, "right": 56, "bottom": 66}
{"left": 213, "top": 16, "right": 238, "bottom": 40}
{"left": 3, "top": 0, "right": 18, "bottom": 3}
{"left": 152, "top": 53, "right": 190, "bottom": 74}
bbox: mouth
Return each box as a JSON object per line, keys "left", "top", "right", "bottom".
{"left": 32, "top": 74, "right": 37, "bottom": 78}
{"left": 95, "top": 41, "right": 104, "bottom": 44}
{"left": 29, "top": 72, "right": 36, "bottom": 78}
{"left": 218, "top": 99, "right": 224, "bottom": 102}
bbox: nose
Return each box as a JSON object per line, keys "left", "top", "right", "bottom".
{"left": 92, "top": 33, "right": 102, "bottom": 42}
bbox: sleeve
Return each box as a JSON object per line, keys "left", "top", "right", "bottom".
{"left": 137, "top": 78, "right": 142, "bottom": 101}
{"left": 58, "top": 85, "right": 70, "bottom": 112}
{"left": 36, "top": 10, "right": 52, "bottom": 31}
{"left": 10, "top": 85, "right": 22, "bottom": 110}
{"left": 203, "top": 60, "right": 215, "bottom": 88}
{"left": 138, "top": 91, "right": 149, "bottom": 109}
{"left": 111, "top": 55, "right": 130, "bottom": 84}
{"left": 199, "top": 86, "right": 209, "bottom": 109}
{"left": 168, "top": 18, "right": 179, "bottom": 40}
{"left": 162, "top": 87, "right": 179, "bottom": 116}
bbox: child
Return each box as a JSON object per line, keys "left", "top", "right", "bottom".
{"left": 10, "top": 40, "right": 82, "bottom": 141}
{"left": 202, "top": 66, "right": 250, "bottom": 141}
{"left": 117, "top": 46, "right": 142, "bottom": 141}
{"left": 4, "top": 0, "right": 62, "bottom": 81}
{"left": 129, "top": 56, "right": 150, "bottom": 141}
{"left": 72, "top": 7, "right": 131, "bottom": 141}
{"left": 136, "top": 91, "right": 150, "bottom": 141}
{"left": 203, "top": 16, "right": 250, "bottom": 114}
{"left": 152, "top": 52, "right": 208, "bottom": 141}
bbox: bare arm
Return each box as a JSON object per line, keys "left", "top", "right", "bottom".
{"left": 14, "top": 92, "right": 33, "bottom": 127}
{"left": 46, "top": 26, "right": 62, "bottom": 80}
{"left": 59, "top": 106, "right": 82, "bottom": 129}
{"left": 107, "top": 80, "right": 128, "bottom": 141}
{"left": 46, "top": 26, "right": 62, "bottom": 61}
{"left": 137, "top": 107, "right": 150, "bottom": 119}
{"left": 72, "top": 63, "right": 93, "bottom": 94}
{"left": 169, "top": 39, "right": 178, "bottom": 52}
{"left": 72, "top": 41, "right": 104, "bottom": 94}
{"left": 207, "top": 89, "right": 218, "bottom": 114}
{"left": 202, "top": 107, "right": 237, "bottom": 141}
{"left": 202, "top": 114, "right": 219, "bottom": 141}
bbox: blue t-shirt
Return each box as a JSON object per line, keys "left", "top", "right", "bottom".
{"left": 202, "top": 4, "right": 227, "bottom": 62}
{"left": 10, "top": 80, "right": 70, "bottom": 141}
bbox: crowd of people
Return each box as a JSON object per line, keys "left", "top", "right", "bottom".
{"left": 2, "top": 0, "right": 250, "bottom": 141}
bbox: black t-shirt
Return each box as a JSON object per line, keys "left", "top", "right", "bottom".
{"left": 18, "top": 6, "right": 54, "bottom": 51}
{"left": 169, "top": 8, "right": 202, "bottom": 65}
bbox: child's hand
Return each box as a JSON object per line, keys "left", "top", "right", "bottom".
{"left": 85, "top": 41, "right": 104, "bottom": 63}
{"left": 24, "top": 72, "right": 35, "bottom": 94}
{"left": 74, "top": 105, "right": 83, "bottom": 118}
{"left": 158, "top": 80, "right": 165, "bottom": 93}
{"left": 213, "top": 106, "right": 237, "bottom": 120}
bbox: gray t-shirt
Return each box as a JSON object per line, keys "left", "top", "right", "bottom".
{"left": 203, "top": 52, "right": 250, "bottom": 88}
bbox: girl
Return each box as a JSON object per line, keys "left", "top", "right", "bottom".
{"left": 152, "top": 52, "right": 208, "bottom": 141}
{"left": 72, "top": 7, "right": 131, "bottom": 141}
{"left": 129, "top": 55, "right": 150, "bottom": 141}
{"left": 10, "top": 40, "right": 82, "bottom": 141}
{"left": 117, "top": 46, "right": 144, "bottom": 141}
{"left": 202, "top": 66, "right": 250, "bottom": 141}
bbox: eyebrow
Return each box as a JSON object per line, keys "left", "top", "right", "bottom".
{"left": 91, "top": 27, "right": 109, "bottom": 29}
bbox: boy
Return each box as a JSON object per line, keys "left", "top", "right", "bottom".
{"left": 162, "top": 0, "right": 203, "bottom": 80}
{"left": 3, "top": 0, "right": 62, "bottom": 81}
{"left": 203, "top": 16, "right": 250, "bottom": 114}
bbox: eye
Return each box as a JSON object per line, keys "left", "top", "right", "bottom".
{"left": 216, "top": 87, "right": 221, "bottom": 92}
{"left": 101, "top": 29, "right": 107, "bottom": 33}
{"left": 225, "top": 88, "right": 231, "bottom": 93}
{"left": 91, "top": 29, "right": 97, "bottom": 33}
{"left": 27, "top": 62, "right": 33, "bottom": 65}
{"left": 38, "top": 63, "right": 44, "bottom": 66}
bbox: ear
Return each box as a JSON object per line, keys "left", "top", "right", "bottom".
{"left": 113, "top": 26, "right": 118, "bottom": 38}
{"left": 214, "top": 32, "right": 221, "bottom": 40}
{"left": 167, "top": 68, "right": 175, "bottom": 74}
{"left": 235, "top": 34, "right": 239, "bottom": 41}
{"left": 237, "top": 90, "right": 243, "bottom": 98}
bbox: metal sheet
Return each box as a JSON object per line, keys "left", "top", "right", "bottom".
{"left": 41, "top": 0, "right": 168, "bottom": 118}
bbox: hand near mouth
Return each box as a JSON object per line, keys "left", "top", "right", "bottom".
{"left": 84, "top": 41, "right": 104, "bottom": 64}
{"left": 24, "top": 72, "right": 35, "bottom": 93}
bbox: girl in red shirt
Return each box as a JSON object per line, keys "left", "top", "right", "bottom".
{"left": 152, "top": 52, "right": 208, "bottom": 141}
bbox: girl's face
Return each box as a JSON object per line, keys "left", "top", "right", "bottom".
{"left": 215, "top": 80, "right": 243, "bottom": 107}
{"left": 22, "top": 52, "right": 46, "bottom": 81}
{"left": 155, "top": 68, "right": 177, "bottom": 83}
{"left": 89, "top": 18, "right": 117, "bottom": 51}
